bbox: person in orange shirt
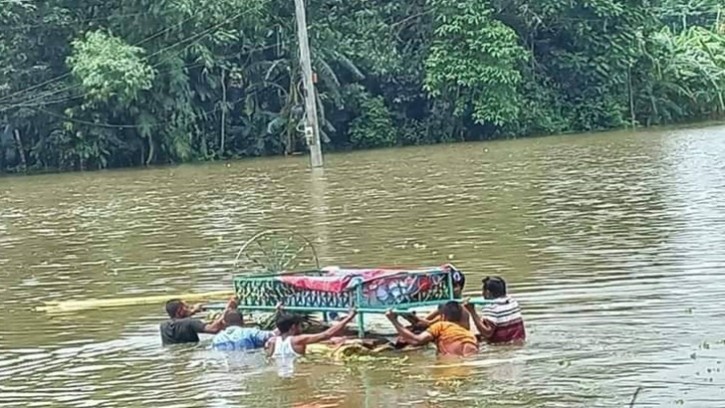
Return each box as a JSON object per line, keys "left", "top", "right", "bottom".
{"left": 386, "top": 301, "right": 478, "bottom": 357}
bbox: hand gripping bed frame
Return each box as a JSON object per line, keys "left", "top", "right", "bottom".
{"left": 234, "top": 266, "right": 459, "bottom": 337}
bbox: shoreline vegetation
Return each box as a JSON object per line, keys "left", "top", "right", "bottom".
{"left": 1, "top": 0, "right": 724, "bottom": 174}
{"left": 0, "top": 120, "right": 723, "bottom": 180}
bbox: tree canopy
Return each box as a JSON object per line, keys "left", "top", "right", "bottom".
{"left": 1, "top": 0, "right": 723, "bottom": 172}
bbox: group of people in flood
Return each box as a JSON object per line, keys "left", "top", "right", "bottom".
{"left": 388, "top": 273, "right": 526, "bottom": 357}
{"left": 159, "top": 270, "right": 526, "bottom": 360}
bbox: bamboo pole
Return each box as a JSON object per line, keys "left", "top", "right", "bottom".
{"left": 36, "top": 290, "right": 235, "bottom": 313}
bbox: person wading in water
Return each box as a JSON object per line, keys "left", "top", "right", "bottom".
{"left": 465, "top": 276, "right": 526, "bottom": 344}
{"left": 266, "top": 307, "right": 358, "bottom": 358}
{"left": 386, "top": 301, "right": 478, "bottom": 357}
{"left": 160, "top": 297, "right": 236, "bottom": 345}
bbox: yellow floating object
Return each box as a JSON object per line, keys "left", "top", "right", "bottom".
{"left": 306, "top": 343, "right": 336, "bottom": 355}
{"left": 306, "top": 341, "right": 380, "bottom": 360}
{"left": 305, "top": 340, "right": 423, "bottom": 363}
{"left": 35, "top": 290, "right": 235, "bottom": 313}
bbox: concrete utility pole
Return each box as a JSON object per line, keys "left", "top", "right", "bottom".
{"left": 294, "top": 0, "right": 323, "bottom": 168}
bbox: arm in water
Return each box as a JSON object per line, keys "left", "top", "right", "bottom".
{"left": 292, "top": 308, "right": 357, "bottom": 347}
{"left": 385, "top": 309, "right": 435, "bottom": 346}
{"left": 400, "top": 310, "right": 440, "bottom": 329}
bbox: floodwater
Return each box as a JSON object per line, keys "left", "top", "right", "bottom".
{"left": 2, "top": 125, "right": 725, "bottom": 407}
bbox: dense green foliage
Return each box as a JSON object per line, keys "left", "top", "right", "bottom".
{"left": 1, "top": 0, "right": 723, "bottom": 172}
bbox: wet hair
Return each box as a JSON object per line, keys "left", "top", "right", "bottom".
{"left": 223, "top": 310, "right": 244, "bottom": 326}
{"left": 438, "top": 301, "right": 463, "bottom": 322}
{"left": 482, "top": 276, "right": 507, "bottom": 298}
{"left": 276, "top": 313, "right": 304, "bottom": 333}
{"left": 165, "top": 299, "right": 184, "bottom": 318}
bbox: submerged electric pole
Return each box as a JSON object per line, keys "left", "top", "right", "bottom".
{"left": 294, "top": 0, "right": 323, "bottom": 168}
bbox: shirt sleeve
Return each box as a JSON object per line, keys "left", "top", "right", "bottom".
{"left": 481, "top": 306, "right": 499, "bottom": 326}
{"left": 252, "top": 329, "right": 275, "bottom": 348}
{"left": 426, "top": 322, "right": 444, "bottom": 339}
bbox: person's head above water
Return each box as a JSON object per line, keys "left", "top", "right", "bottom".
{"left": 451, "top": 267, "right": 466, "bottom": 297}
{"left": 443, "top": 264, "right": 465, "bottom": 297}
{"left": 223, "top": 310, "right": 244, "bottom": 327}
{"left": 438, "top": 301, "right": 464, "bottom": 323}
{"left": 482, "top": 276, "right": 507, "bottom": 299}
{"left": 276, "top": 313, "right": 304, "bottom": 335}
{"left": 165, "top": 299, "right": 191, "bottom": 318}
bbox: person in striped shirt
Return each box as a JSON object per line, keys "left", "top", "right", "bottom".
{"left": 465, "top": 276, "right": 526, "bottom": 344}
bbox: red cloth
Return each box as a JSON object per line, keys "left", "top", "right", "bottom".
{"left": 278, "top": 268, "right": 406, "bottom": 293}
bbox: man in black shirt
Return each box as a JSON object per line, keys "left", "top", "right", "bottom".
{"left": 160, "top": 297, "right": 236, "bottom": 345}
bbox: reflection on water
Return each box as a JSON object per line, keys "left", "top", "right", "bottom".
{"left": 2, "top": 125, "right": 725, "bottom": 407}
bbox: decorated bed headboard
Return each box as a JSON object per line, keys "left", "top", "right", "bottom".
{"left": 234, "top": 266, "right": 455, "bottom": 312}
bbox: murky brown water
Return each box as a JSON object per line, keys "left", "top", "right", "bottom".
{"left": 2, "top": 125, "right": 725, "bottom": 407}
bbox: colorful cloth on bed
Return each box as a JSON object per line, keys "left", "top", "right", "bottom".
{"left": 278, "top": 268, "right": 407, "bottom": 293}
{"left": 236, "top": 265, "right": 455, "bottom": 310}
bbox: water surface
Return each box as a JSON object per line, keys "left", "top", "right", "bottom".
{"left": 2, "top": 125, "right": 725, "bottom": 407}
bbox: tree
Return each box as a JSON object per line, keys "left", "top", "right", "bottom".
{"left": 424, "top": 0, "right": 528, "bottom": 127}
{"left": 1, "top": 0, "right": 724, "bottom": 174}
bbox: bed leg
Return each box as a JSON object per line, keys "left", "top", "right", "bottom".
{"left": 357, "top": 312, "right": 365, "bottom": 338}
